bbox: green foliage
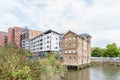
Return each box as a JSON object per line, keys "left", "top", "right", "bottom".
{"left": 92, "top": 47, "right": 105, "bottom": 57}
{"left": 13, "top": 66, "right": 31, "bottom": 80}
{"left": 0, "top": 44, "right": 67, "bottom": 80}
{"left": 105, "top": 43, "right": 119, "bottom": 57}
{"left": 92, "top": 43, "right": 120, "bottom": 57}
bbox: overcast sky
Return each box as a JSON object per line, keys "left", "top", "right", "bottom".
{"left": 0, "top": 0, "right": 120, "bottom": 48}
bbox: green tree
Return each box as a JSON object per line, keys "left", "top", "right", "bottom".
{"left": 105, "top": 43, "right": 120, "bottom": 57}
{"left": 91, "top": 47, "right": 105, "bottom": 57}
{"left": 118, "top": 47, "right": 120, "bottom": 57}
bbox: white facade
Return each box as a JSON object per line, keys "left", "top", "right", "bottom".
{"left": 22, "top": 30, "right": 62, "bottom": 56}
{"left": 31, "top": 30, "right": 62, "bottom": 54}
{"left": 22, "top": 39, "right": 31, "bottom": 50}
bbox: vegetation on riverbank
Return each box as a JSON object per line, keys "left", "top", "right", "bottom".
{"left": 92, "top": 43, "right": 120, "bottom": 57}
{"left": 0, "top": 44, "right": 67, "bottom": 80}
{"left": 91, "top": 60, "right": 120, "bottom": 67}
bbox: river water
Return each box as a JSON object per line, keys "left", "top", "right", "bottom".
{"left": 63, "top": 66, "right": 120, "bottom": 80}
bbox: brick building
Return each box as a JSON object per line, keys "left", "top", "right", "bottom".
{"left": 62, "top": 31, "right": 91, "bottom": 68}
{"left": 8, "top": 27, "right": 24, "bottom": 47}
{"left": 0, "top": 31, "right": 7, "bottom": 47}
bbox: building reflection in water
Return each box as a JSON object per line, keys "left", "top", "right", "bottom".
{"left": 63, "top": 68, "right": 90, "bottom": 80}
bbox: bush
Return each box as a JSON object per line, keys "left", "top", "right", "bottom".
{"left": 0, "top": 44, "right": 66, "bottom": 80}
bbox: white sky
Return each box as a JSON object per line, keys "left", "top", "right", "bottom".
{"left": 0, "top": 0, "right": 120, "bottom": 48}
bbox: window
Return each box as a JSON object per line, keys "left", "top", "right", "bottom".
{"left": 65, "top": 44, "right": 67, "bottom": 47}
{"left": 69, "top": 56, "right": 71, "bottom": 59}
{"left": 47, "top": 36, "right": 49, "bottom": 39}
{"left": 65, "top": 50, "right": 67, "bottom": 53}
{"left": 67, "top": 50, "right": 69, "bottom": 53}
{"left": 55, "top": 47, "right": 58, "bottom": 49}
{"left": 40, "top": 39, "right": 42, "bottom": 41}
{"left": 65, "top": 38, "right": 67, "bottom": 40}
{"left": 40, "top": 43, "right": 42, "bottom": 45}
{"left": 71, "top": 50, "right": 73, "bottom": 53}
{"left": 69, "top": 37, "right": 71, "bottom": 40}
{"left": 47, "top": 46, "right": 49, "bottom": 48}
{"left": 73, "top": 43, "right": 75, "bottom": 46}
{"left": 47, "top": 41, "right": 49, "bottom": 43}
{"left": 73, "top": 37, "right": 76, "bottom": 40}
{"left": 56, "top": 38, "right": 58, "bottom": 40}
{"left": 69, "top": 50, "right": 71, "bottom": 53}
{"left": 69, "top": 43, "right": 71, "bottom": 46}
{"left": 65, "top": 56, "right": 67, "bottom": 60}
{"left": 40, "top": 47, "right": 42, "bottom": 49}
{"left": 73, "top": 56, "right": 76, "bottom": 60}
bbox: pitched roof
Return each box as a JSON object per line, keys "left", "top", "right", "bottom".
{"left": 32, "top": 29, "right": 61, "bottom": 39}
{"left": 63, "top": 30, "right": 91, "bottom": 39}
{"left": 80, "top": 33, "right": 92, "bottom": 38}
{"left": 44, "top": 29, "right": 61, "bottom": 35}
{"left": 63, "top": 30, "right": 81, "bottom": 38}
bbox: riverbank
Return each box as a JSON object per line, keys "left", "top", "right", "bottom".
{"left": 91, "top": 60, "right": 120, "bottom": 66}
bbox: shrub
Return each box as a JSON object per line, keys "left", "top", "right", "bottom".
{"left": 0, "top": 44, "right": 66, "bottom": 80}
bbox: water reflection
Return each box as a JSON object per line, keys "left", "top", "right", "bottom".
{"left": 63, "top": 66, "right": 120, "bottom": 80}
{"left": 63, "top": 68, "right": 90, "bottom": 80}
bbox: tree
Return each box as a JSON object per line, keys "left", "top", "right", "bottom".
{"left": 91, "top": 47, "right": 105, "bottom": 57}
{"left": 105, "top": 43, "right": 120, "bottom": 57}
{"left": 91, "top": 43, "right": 120, "bottom": 57}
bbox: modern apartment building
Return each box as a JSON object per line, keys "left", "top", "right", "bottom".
{"left": 0, "top": 31, "right": 7, "bottom": 47}
{"left": 62, "top": 31, "right": 91, "bottom": 67}
{"left": 21, "top": 27, "right": 42, "bottom": 50}
{"left": 30, "top": 30, "right": 62, "bottom": 57}
{"left": 8, "top": 27, "right": 24, "bottom": 47}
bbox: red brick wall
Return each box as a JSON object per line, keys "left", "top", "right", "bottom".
{"left": 8, "top": 27, "right": 24, "bottom": 47}
{"left": 8, "top": 28, "right": 14, "bottom": 44}
{"left": 0, "top": 33, "right": 7, "bottom": 47}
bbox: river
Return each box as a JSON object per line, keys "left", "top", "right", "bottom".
{"left": 63, "top": 66, "right": 120, "bottom": 80}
